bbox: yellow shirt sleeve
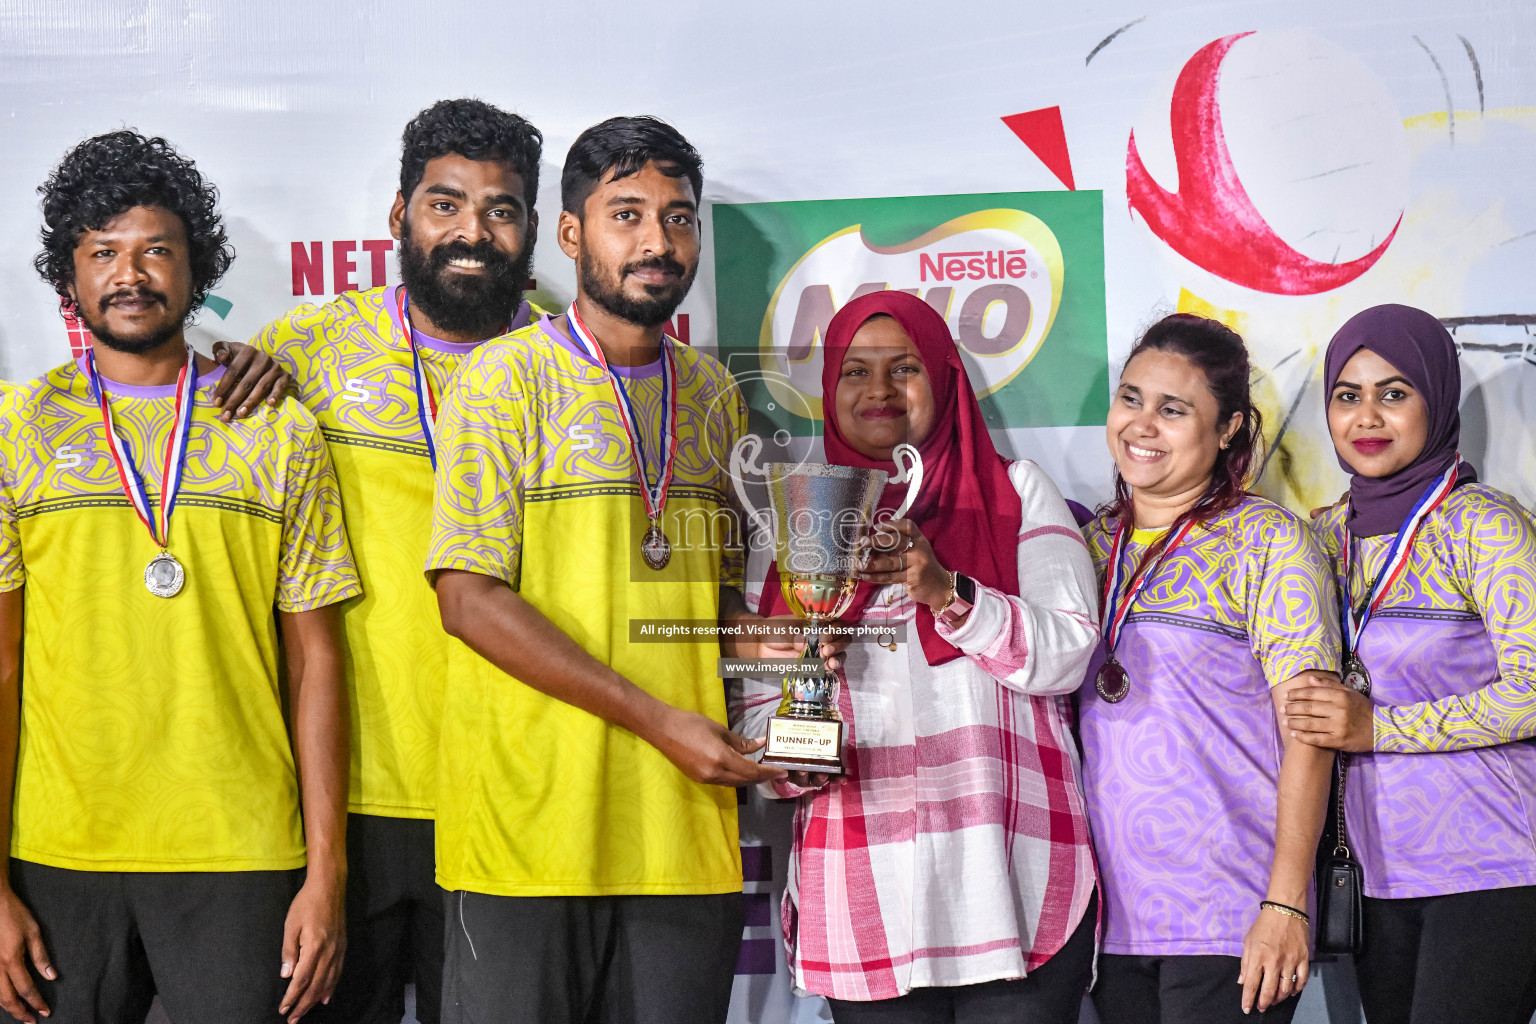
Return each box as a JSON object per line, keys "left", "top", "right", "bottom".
{"left": 1245, "top": 508, "right": 1342, "bottom": 686}
{"left": 1375, "top": 492, "right": 1536, "bottom": 752}
{"left": 278, "top": 412, "right": 363, "bottom": 612}
{"left": 425, "top": 348, "right": 526, "bottom": 586}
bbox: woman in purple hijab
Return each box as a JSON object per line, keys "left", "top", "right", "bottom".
{"left": 1289, "top": 303, "right": 1536, "bottom": 1023}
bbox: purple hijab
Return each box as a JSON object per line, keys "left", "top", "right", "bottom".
{"left": 1324, "top": 303, "right": 1475, "bottom": 538}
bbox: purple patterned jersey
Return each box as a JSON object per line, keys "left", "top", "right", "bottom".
{"left": 1315, "top": 484, "right": 1536, "bottom": 898}
{"left": 1080, "top": 497, "right": 1340, "bottom": 956}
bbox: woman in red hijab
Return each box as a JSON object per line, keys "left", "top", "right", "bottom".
{"left": 730, "top": 292, "right": 1101, "bottom": 1023}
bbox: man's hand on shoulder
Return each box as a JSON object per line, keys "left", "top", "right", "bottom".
{"left": 211, "top": 341, "right": 293, "bottom": 422}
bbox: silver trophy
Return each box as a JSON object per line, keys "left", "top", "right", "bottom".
{"left": 731, "top": 436, "right": 923, "bottom": 773}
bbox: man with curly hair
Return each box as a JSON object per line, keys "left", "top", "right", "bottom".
{"left": 0, "top": 130, "right": 359, "bottom": 1024}
{"left": 232, "top": 98, "right": 545, "bottom": 1024}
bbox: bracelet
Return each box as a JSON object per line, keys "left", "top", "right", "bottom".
{"left": 931, "top": 570, "right": 957, "bottom": 616}
{"left": 1260, "top": 900, "right": 1309, "bottom": 923}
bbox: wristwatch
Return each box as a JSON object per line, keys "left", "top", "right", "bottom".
{"left": 937, "top": 571, "right": 975, "bottom": 628}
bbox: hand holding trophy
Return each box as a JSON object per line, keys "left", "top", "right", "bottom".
{"left": 731, "top": 435, "right": 924, "bottom": 774}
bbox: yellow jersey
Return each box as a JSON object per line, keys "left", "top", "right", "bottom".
{"left": 252, "top": 286, "right": 538, "bottom": 818}
{"left": 0, "top": 357, "right": 360, "bottom": 871}
{"left": 425, "top": 315, "right": 747, "bottom": 896}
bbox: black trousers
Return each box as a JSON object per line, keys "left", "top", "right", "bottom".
{"left": 1092, "top": 953, "right": 1299, "bottom": 1024}
{"left": 826, "top": 893, "right": 1096, "bottom": 1024}
{"left": 308, "top": 814, "right": 444, "bottom": 1024}
{"left": 441, "top": 890, "right": 743, "bottom": 1024}
{"left": 1355, "top": 886, "right": 1536, "bottom": 1024}
{"left": 3, "top": 859, "right": 303, "bottom": 1024}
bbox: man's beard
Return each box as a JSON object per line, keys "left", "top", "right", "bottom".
{"left": 398, "top": 223, "right": 530, "bottom": 338}
{"left": 578, "top": 249, "right": 695, "bottom": 329}
{"left": 77, "top": 287, "right": 190, "bottom": 355}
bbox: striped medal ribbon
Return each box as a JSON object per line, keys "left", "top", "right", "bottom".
{"left": 566, "top": 302, "right": 679, "bottom": 571}
{"left": 393, "top": 287, "right": 441, "bottom": 471}
{"left": 1095, "top": 515, "right": 1199, "bottom": 702}
{"left": 86, "top": 345, "right": 199, "bottom": 598}
{"left": 392, "top": 288, "right": 528, "bottom": 471}
{"left": 1339, "top": 457, "right": 1460, "bottom": 695}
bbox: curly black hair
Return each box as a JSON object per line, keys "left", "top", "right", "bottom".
{"left": 399, "top": 99, "right": 544, "bottom": 209}
{"left": 34, "top": 130, "right": 233, "bottom": 312}
{"left": 561, "top": 115, "right": 702, "bottom": 218}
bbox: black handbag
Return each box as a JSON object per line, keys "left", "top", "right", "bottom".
{"left": 1315, "top": 752, "right": 1364, "bottom": 955}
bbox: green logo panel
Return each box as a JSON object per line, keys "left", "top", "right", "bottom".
{"left": 712, "top": 191, "right": 1109, "bottom": 436}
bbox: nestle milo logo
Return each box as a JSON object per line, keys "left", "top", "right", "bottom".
{"left": 758, "top": 209, "right": 1064, "bottom": 420}
{"left": 920, "top": 249, "right": 1031, "bottom": 281}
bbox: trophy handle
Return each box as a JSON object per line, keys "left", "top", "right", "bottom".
{"left": 890, "top": 443, "right": 924, "bottom": 519}
{"left": 729, "top": 435, "right": 773, "bottom": 535}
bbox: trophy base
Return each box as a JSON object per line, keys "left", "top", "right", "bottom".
{"left": 762, "top": 715, "right": 844, "bottom": 774}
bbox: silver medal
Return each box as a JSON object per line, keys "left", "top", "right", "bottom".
{"left": 641, "top": 522, "right": 671, "bottom": 571}
{"left": 1342, "top": 654, "right": 1371, "bottom": 695}
{"left": 144, "top": 551, "right": 185, "bottom": 598}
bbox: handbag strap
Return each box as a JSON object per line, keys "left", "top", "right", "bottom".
{"left": 1333, "top": 753, "right": 1352, "bottom": 858}
{"left": 1334, "top": 526, "right": 1384, "bottom": 861}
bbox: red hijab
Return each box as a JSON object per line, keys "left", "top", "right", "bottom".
{"left": 758, "top": 291, "right": 1023, "bottom": 666}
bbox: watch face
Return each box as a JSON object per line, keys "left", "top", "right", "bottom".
{"left": 956, "top": 572, "right": 976, "bottom": 604}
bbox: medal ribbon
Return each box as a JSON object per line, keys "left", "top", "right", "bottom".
{"left": 1341, "top": 457, "right": 1460, "bottom": 654}
{"left": 1100, "top": 516, "right": 1199, "bottom": 656}
{"left": 85, "top": 346, "right": 198, "bottom": 550}
{"left": 392, "top": 287, "right": 530, "bottom": 471}
{"left": 566, "top": 303, "right": 679, "bottom": 524}
{"left": 392, "top": 288, "right": 441, "bottom": 471}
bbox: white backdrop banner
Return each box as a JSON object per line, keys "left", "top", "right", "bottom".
{"left": 0, "top": 2, "right": 1531, "bottom": 1022}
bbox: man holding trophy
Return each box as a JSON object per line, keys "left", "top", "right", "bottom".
{"left": 731, "top": 292, "right": 1101, "bottom": 1023}
{"left": 425, "top": 117, "right": 780, "bottom": 1024}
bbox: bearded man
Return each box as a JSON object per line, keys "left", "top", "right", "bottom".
{"left": 243, "top": 98, "right": 544, "bottom": 1024}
